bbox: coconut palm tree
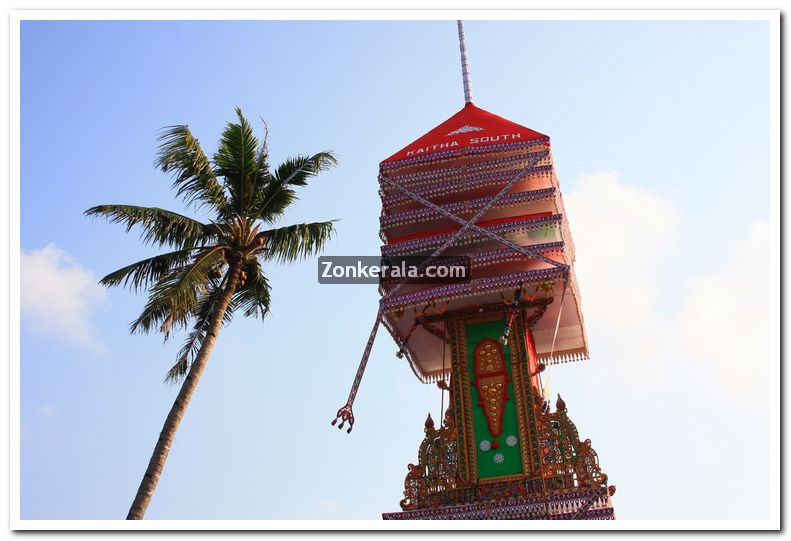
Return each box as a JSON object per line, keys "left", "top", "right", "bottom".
{"left": 86, "top": 108, "right": 337, "bottom": 520}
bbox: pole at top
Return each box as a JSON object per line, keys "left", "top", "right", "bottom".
{"left": 457, "top": 20, "right": 474, "bottom": 105}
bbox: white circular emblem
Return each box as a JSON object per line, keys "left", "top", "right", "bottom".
{"left": 506, "top": 435, "right": 518, "bottom": 447}
{"left": 493, "top": 452, "right": 505, "bottom": 464}
{"left": 479, "top": 440, "right": 491, "bottom": 452}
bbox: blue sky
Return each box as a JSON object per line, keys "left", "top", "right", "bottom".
{"left": 19, "top": 19, "right": 771, "bottom": 520}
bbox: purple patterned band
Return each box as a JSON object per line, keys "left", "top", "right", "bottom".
{"left": 381, "top": 187, "right": 557, "bottom": 229}
{"left": 469, "top": 241, "right": 564, "bottom": 266}
{"left": 380, "top": 150, "right": 551, "bottom": 186}
{"left": 381, "top": 213, "right": 562, "bottom": 256}
{"left": 380, "top": 137, "right": 550, "bottom": 171}
{"left": 381, "top": 166, "right": 553, "bottom": 209}
{"left": 380, "top": 266, "right": 567, "bottom": 311}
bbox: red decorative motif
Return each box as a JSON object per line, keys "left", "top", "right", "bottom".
{"left": 472, "top": 338, "right": 510, "bottom": 443}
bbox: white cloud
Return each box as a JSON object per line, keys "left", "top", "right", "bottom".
{"left": 565, "top": 171, "right": 680, "bottom": 383}
{"left": 20, "top": 244, "right": 106, "bottom": 352}
{"left": 564, "top": 171, "right": 770, "bottom": 404}
{"left": 677, "top": 220, "right": 769, "bottom": 402}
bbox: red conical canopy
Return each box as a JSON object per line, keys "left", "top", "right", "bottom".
{"left": 382, "top": 103, "right": 548, "bottom": 165}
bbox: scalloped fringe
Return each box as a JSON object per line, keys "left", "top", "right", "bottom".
{"left": 540, "top": 351, "right": 589, "bottom": 365}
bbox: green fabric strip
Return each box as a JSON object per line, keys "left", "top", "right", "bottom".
{"left": 466, "top": 319, "right": 524, "bottom": 480}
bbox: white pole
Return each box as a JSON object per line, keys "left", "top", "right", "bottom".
{"left": 457, "top": 20, "right": 474, "bottom": 104}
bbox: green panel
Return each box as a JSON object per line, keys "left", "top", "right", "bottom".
{"left": 466, "top": 320, "right": 524, "bottom": 480}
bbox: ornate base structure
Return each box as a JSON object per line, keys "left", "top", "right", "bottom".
{"left": 381, "top": 302, "right": 616, "bottom": 520}
{"left": 383, "top": 486, "right": 615, "bottom": 520}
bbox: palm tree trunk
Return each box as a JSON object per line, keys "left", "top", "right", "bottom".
{"left": 126, "top": 264, "right": 242, "bottom": 520}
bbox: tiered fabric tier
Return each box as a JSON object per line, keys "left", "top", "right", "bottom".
{"left": 378, "top": 103, "right": 588, "bottom": 382}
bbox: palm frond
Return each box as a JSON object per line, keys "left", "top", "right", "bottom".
{"left": 164, "top": 275, "right": 234, "bottom": 384}
{"left": 253, "top": 186, "right": 299, "bottom": 225}
{"left": 254, "top": 152, "right": 337, "bottom": 222}
{"left": 84, "top": 204, "right": 213, "bottom": 249}
{"left": 214, "top": 107, "right": 260, "bottom": 214}
{"left": 248, "top": 125, "right": 275, "bottom": 214}
{"left": 274, "top": 152, "right": 338, "bottom": 187}
{"left": 261, "top": 221, "right": 336, "bottom": 264}
{"left": 232, "top": 260, "right": 271, "bottom": 320}
{"left": 130, "top": 246, "right": 225, "bottom": 334}
{"left": 254, "top": 117, "right": 270, "bottom": 177}
{"left": 99, "top": 248, "right": 198, "bottom": 292}
{"left": 155, "top": 125, "right": 231, "bottom": 215}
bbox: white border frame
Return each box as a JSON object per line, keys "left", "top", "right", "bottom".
{"left": 8, "top": 8, "right": 781, "bottom": 531}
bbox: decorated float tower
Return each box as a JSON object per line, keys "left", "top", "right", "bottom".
{"left": 333, "top": 21, "right": 616, "bottom": 520}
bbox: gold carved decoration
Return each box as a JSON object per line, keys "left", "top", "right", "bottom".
{"left": 534, "top": 395, "right": 609, "bottom": 490}
{"left": 472, "top": 338, "right": 509, "bottom": 445}
{"left": 400, "top": 405, "right": 460, "bottom": 510}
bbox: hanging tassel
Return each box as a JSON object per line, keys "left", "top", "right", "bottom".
{"left": 433, "top": 301, "right": 449, "bottom": 315}
{"left": 499, "top": 284, "right": 523, "bottom": 345}
{"left": 397, "top": 304, "right": 430, "bottom": 358}
{"left": 331, "top": 403, "right": 355, "bottom": 434}
{"left": 331, "top": 311, "right": 384, "bottom": 434}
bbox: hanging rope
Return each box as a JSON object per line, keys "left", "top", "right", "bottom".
{"left": 332, "top": 149, "right": 551, "bottom": 433}
{"left": 548, "top": 269, "right": 570, "bottom": 359}
{"left": 542, "top": 269, "right": 569, "bottom": 401}
{"left": 439, "top": 319, "right": 448, "bottom": 418}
